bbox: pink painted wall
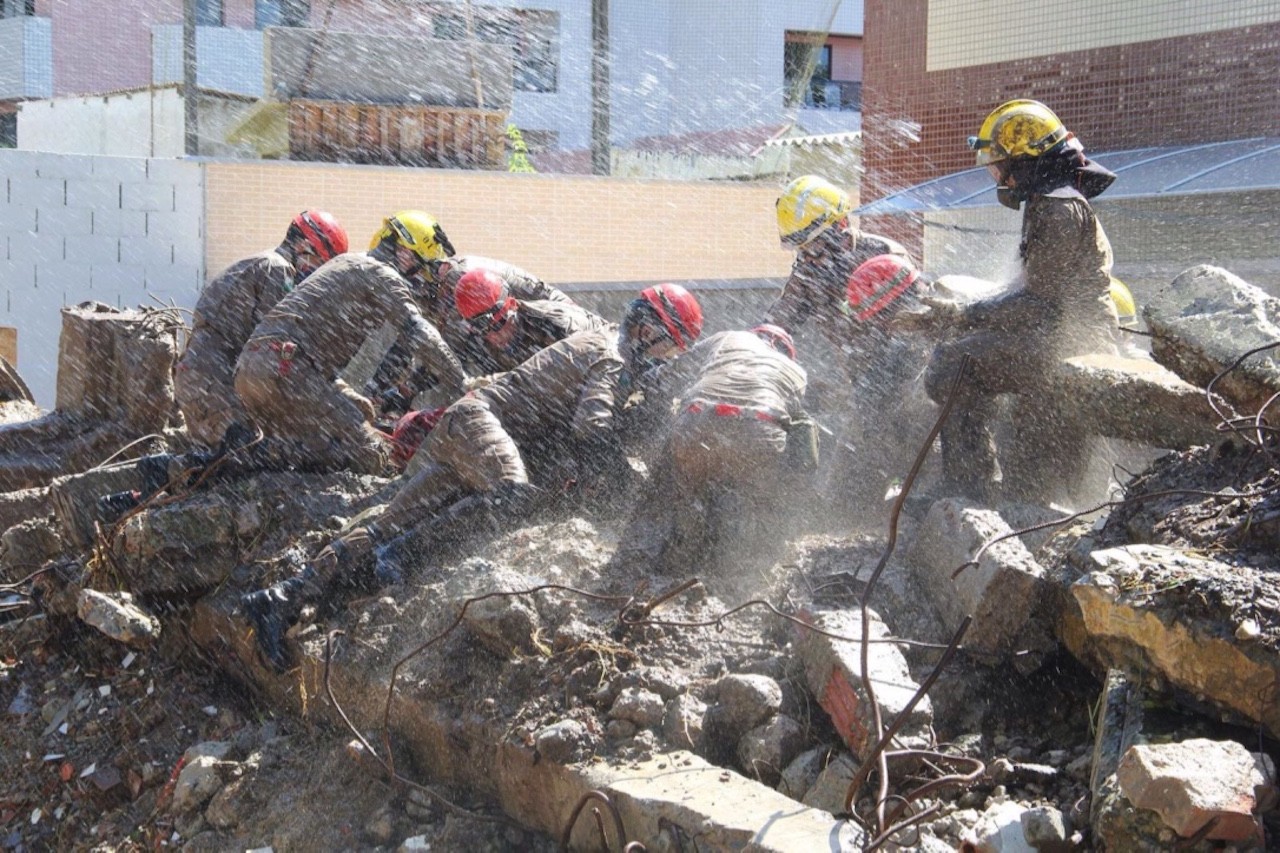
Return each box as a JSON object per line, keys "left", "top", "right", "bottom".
{"left": 51, "top": 0, "right": 181, "bottom": 95}
{"left": 48, "top": 0, "right": 433, "bottom": 97}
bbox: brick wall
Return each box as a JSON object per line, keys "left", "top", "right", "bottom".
{"left": 862, "top": 0, "right": 1280, "bottom": 254}
{"left": 203, "top": 161, "right": 793, "bottom": 286}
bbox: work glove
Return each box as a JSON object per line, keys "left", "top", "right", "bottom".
{"left": 464, "top": 373, "right": 501, "bottom": 393}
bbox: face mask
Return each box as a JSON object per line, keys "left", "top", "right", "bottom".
{"left": 997, "top": 185, "right": 1026, "bottom": 210}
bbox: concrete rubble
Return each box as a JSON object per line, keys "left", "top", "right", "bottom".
{"left": 3, "top": 265, "right": 1280, "bottom": 849}
{"left": 1117, "top": 738, "right": 1275, "bottom": 843}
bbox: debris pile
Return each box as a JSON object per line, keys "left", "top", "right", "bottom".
{"left": 1, "top": 265, "right": 1279, "bottom": 850}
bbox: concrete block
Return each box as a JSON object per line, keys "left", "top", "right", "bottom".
{"left": 0, "top": 204, "right": 37, "bottom": 234}
{"left": 146, "top": 210, "right": 200, "bottom": 241}
{"left": 92, "top": 208, "right": 147, "bottom": 238}
{"left": 172, "top": 185, "right": 203, "bottom": 220}
{"left": 36, "top": 205, "right": 93, "bottom": 237}
{"left": 0, "top": 149, "right": 45, "bottom": 179}
{"left": 91, "top": 263, "right": 146, "bottom": 295}
{"left": 1145, "top": 264, "right": 1280, "bottom": 414}
{"left": 119, "top": 235, "right": 173, "bottom": 268}
{"left": 1073, "top": 545, "right": 1280, "bottom": 740}
{"left": 9, "top": 233, "right": 65, "bottom": 266}
{"left": 93, "top": 156, "right": 148, "bottom": 182}
{"left": 66, "top": 177, "right": 122, "bottom": 211}
{"left": 35, "top": 261, "right": 93, "bottom": 292}
{"left": 1117, "top": 739, "right": 1273, "bottom": 842}
{"left": 65, "top": 233, "right": 120, "bottom": 265}
{"left": 905, "top": 498, "right": 1056, "bottom": 663}
{"left": 794, "top": 607, "right": 933, "bottom": 760}
{"left": 122, "top": 182, "right": 174, "bottom": 212}
{"left": 37, "top": 153, "right": 96, "bottom": 179}
{"left": 9, "top": 176, "right": 65, "bottom": 208}
{"left": 145, "top": 157, "right": 199, "bottom": 185}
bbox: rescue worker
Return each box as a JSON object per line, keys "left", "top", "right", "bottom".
{"left": 174, "top": 210, "right": 348, "bottom": 448}
{"left": 452, "top": 268, "right": 611, "bottom": 374}
{"left": 241, "top": 283, "right": 704, "bottom": 671}
{"left": 765, "top": 175, "right": 925, "bottom": 513}
{"left": 368, "top": 255, "right": 576, "bottom": 412}
{"left": 921, "top": 99, "right": 1117, "bottom": 501}
{"left": 232, "top": 210, "right": 468, "bottom": 475}
{"left": 611, "top": 324, "right": 812, "bottom": 579}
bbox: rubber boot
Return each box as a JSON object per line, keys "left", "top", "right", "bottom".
{"left": 240, "top": 568, "right": 317, "bottom": 672}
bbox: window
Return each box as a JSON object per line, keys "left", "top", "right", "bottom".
{"left": 1, "top": 0, "right": 37, "bottom": 18}
{"left": 0, "top": 113, "right": 16, "bottom": 149}
{"left": 196, "top": 0, "right": 223, "bottom": 26}
{"left": 431, "top": 5, "right": 559, "bottom": 94}
{"left": 256, "top": 0, "right": 310, "bottom": 29}
{"left": 784, "top": 31, "right": 858, "bottom": 110}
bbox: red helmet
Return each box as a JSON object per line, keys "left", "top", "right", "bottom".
{"left": 454, "top": 269, "right": 510, "bottom": 320}
{"left": 750, "top": 324, "right": 796, "bottom": 360}
{"left": 389, "top": 407, "right": 447, "bottom": 470}
{"left": 640, "top": 283, "right": 703, "bottom": 351}
{"left": 290, "top": 210, "right": 348, "bottom": 262}
{"left": 846, "top": 254, "right": 919, "bottom": 321}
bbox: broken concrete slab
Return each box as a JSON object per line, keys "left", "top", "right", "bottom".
{"left": 113, "top": 497, "right": 240, "bottom": 595}
{"left": 56, "top": 302, "right": 180, "bottom": 431}
{"left": 0, "top": 304, "right": 180, "bottom": 493}
{"left": 794, "top": 608, "right": 932, "bottom": 760}
{"left": 0, "top": 516, "right": 62, "bottom": 583}
{"left": 1144, "top": 264, "right": 1280, "bottom": 415}
{"left": 737, "top": 714, "right": 804, "bottom": 786}
{"left": 1117, "top": 738, "right": 1274, "bottom": 843}
{"left": 188, "top": 591, "right": 868, "bottom": 851}
{"left": 1069, "top": 545, "right": 1280, "bottom": 739}
{"left": 0, "top": 487, "right": 49, "bottom": 541}
{"left": 905, "top": 498, "right": 1058, "bottom": 666}
{"left": 1043, "top": 353, "right": 1219, "bottom": 448}
{"left": 49, "top": 463, "right": 144, "bottom": 551}
{"left": 76, "top": 589, "right": 161, "bottom": 648}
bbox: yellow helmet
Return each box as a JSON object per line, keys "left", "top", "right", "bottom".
{"left": 967, "top": 100, "right": 1068, "bottom": 165}
{"left": 776, "top": 175, "right": 852, "bottom": 249}
{"left": 368, "top": 210, "right": 455, "bottom": 263}
{"left": 1108, "top": 276, "right": 1138, "bottom": 328}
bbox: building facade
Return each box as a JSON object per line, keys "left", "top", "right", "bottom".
{"left": 5, "top": 0, "right": 866, "bottom": 156}
{"left": 861, "top": 0, "right": 1280, "bottom": 275}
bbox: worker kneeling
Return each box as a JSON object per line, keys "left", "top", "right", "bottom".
{"left": 241, "top": 284, "right": 704, "bottom": 671}
{"left": 610, "top": 324, "right": 815, "bottom": 581}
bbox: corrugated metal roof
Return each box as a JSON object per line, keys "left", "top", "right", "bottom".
{"left": 856, "top": 137, "right": 1280, "bottom": 215}
{"left": 762, "top": 130, "right": 861, "bottom": 149}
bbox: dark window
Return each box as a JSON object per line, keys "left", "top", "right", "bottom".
{"left": 196, "top": 0, "right": 223, "bottom": 26}
{"left": 0, "top": 113, "right": 16, "bottom": 149}
{"left": 785, "top": 34, "right": 838, "bottom": 109}
{"left": 432, "top": 6, "right": 558, "bottom": 94}
{"left": 256, "top": 0, "right": 310, "bottom": 29}
{"left": 1, "top": 0, "right": 38, "bottom": 18}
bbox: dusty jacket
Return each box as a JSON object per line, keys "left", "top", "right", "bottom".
{"left": 182, "top": 248, "right": 294, "bottom": 369}
{"left": 476, "top": 299, "right": 613, "bottom": 373}
{"left": 764, "top": 230, "right": 912, "bottom": 349}
{"left": 962, "top": 188, "right": 1114, "bottom": 354}
{"left": 477, "top": 327, "right": 623, "bottom": 449}
{"left": 657, "top": 330, "right": 808, "bottom": 424}
{"left": 421, "top": 255, "right": 572, "bottom": 333}
{"left": 246, "top": 252, "right": 466, "bottom": 398}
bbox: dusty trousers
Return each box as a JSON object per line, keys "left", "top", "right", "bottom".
{"left": 614, "top": 406, "right": 794, "bottom": 577}
{"left": 924, "top": 329, "right": 1056, "bottom": 500}
{"left": 375, "top": 395, "right": 528, "bottom": 536}
{"left": 174, "top": 348, "right": 246, "bottom": 448}
{"left": 234, "top": 340, "right": 390, "bottom": 475}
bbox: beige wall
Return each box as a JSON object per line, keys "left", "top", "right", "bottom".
{"left": 926, "top": 0, "right": 1280, "bottom": 71}
{"left": 205, "top": 161, "right": 795, "bottom": 285}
